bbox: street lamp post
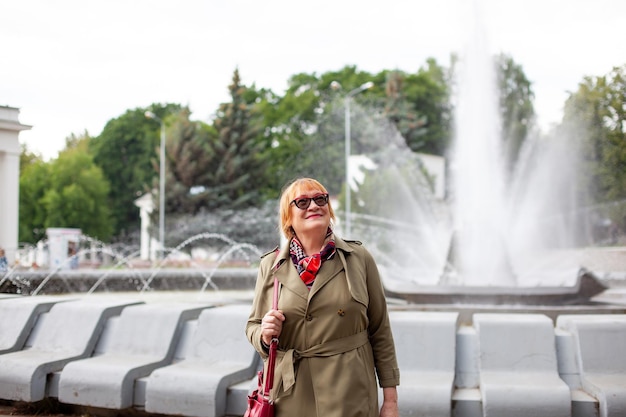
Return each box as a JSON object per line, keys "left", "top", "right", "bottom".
{"left": 343, "top": 81, "right": 374, "bottom": 237}
{"left": 144, "top": 111, "right": 165, "bottom": 259}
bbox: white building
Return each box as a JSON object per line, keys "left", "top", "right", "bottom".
{"left": 0, "top": 106, "right": 31, "bottom": 263}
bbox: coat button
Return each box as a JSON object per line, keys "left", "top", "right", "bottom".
{"left": 305, "top": 314, "right": 313, "bottom": 321}
{"left": 337, "top": 309, "right": 345, "bottom": 316}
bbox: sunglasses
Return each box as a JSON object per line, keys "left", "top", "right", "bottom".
{"left": 291, "top": 193, "right": 329, "bottom": 210}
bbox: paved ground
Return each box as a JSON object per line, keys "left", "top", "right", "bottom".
{"left": 0, "top": 402, "right": 69, "bottom": 417}
{"left": 0, "top": 400, "right": 151, "bottom": 417}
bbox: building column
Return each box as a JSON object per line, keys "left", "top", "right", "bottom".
{"left": 0, "top": 106, "right": 31, "bottom": 264}
{"left": 134, "top": 193, "right": 155, "bottom": 261}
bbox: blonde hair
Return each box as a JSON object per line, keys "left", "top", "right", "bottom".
{"left": 279, "top": 178, "right": 335, "bottom": 239}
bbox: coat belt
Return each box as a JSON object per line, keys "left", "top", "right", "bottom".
{"left": 274, "top": 330, "right": 369, "bottom": 395}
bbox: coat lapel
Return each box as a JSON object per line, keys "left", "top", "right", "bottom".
{"left": 308, "top": 256, "right": 343, "bottom": 299}
{"left": 273, "top": 244, "right": 309, "bottom": 301}
{"left": 308, "top": 236, "right": 355, "bottom": 299}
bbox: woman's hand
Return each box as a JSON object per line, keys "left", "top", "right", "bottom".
{"left": 261, "top": 309, "right": 285, "bottom": 345}
{"left": 380, "top": 387, "right": 399, "bottom": 417}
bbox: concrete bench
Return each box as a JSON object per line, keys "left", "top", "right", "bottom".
{"left": 225, "top": 373, "right": 261, "bottom": 417}
{"left": 0, "top": 296, "right": 66, "bottom": 355}
{"left": 474, "top": 313, "right": 571, "bottom": 417}
{"left": 144, "top": 304, "right": 259, "bottom": 417}
{"left": 0, "top": 298, "right": 141, "bottom": 402}
{"left": 557, "top": 314, "right": 626, "bottom": 417}
{"left": 58, "top": 302, "right": 212, "bottom": 409}
{"left": 452, "top": 324, "right": 483, "bottom": 416}
{"left": 387, "top": 311, "right": 459, "bottom": 417}
{"left": 554, "top": 325, "right": 599, "bottom": 417}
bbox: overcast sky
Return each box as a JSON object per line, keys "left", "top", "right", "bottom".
{"left": 2, "top": 0, "right": 625, "bottom": 160}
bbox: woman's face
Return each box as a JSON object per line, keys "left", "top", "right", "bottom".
{"left": 290, "top": 188, "right": 331, "bottom": 238}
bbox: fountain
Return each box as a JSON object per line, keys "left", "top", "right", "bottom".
{"left": 342, "top": 4, "right": 612, "bottom": 311}
{"left": 0, "top": 233, "right": 262, "bottom": 296}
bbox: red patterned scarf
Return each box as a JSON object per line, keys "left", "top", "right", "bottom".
{"left": 290, "top": 229, "right": 336, "bottom": 289}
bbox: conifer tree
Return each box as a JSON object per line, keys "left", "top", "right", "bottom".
{"left": 156, "top": 109, "right": 214, "bottom": 215}
{"left": 205, "top": 69, "right": 266, "bottom": 209}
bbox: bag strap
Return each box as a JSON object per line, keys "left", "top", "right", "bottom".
{"left": 262, "top": 276, "right": 280, "bottom": 397}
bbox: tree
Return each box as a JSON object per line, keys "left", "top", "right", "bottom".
{"left": 155, "top": 109, "right": 215, "bottom": 215}
{"left": 45, "top": 147, "right": 113, "bottom": 240}
{"left": 19, "top": 146, "right": 113, "bottom": 243}
{"left": 19, "top": 142, "right": 43, "bottom": 171}
{"left": 203, "top": 69, "right": 266, "bottom": 209}
{"left": 384, "top": 71, "right": 428, "bottom": 151}
{"left": 496, "top": 53, "right": 535, "bottom": 171}
{"left": 256, "top": 66, "right": 381, "bottom": 197}
{"left": 90, "top": 103, "right": 182, "bottom": 236}
{"left": 19, "top": 159, "right": 50, "bottom": 244}
{"left": 563, "top": 66, "right": 626, "bottom": 202}
{"left": 595, "top": 67, "right": 626, "bottom": 203}
{"left": 562, "top": 65, "right": 626, "bottom": 239}
{"left": 383, "top": 59, "right": 453, "bottom": 156}
{"left": 64, "top": 130, "right": 92, "bottom": 153}
{"left": 254, "top": 71, "right": 334, "bottom": 196}
{"left": 563, "top": 74, "right": 607, "bottom": 203}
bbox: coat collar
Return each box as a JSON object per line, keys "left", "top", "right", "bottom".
{"left": 271, "top": 234, "right": 354, "bottom": 301}
{"left": 270, "top": 234, "right": 354, "bottom": 269}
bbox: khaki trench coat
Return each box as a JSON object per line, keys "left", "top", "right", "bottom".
{"left": 246, "top": 236, "right": 400, "bottom": 417}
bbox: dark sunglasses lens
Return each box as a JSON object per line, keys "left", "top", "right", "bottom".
{"left": 295, "top": 198, "right": 311, "bottom": 209}
{"left": 293, "top": 194, "right": 328, "bottom": 209}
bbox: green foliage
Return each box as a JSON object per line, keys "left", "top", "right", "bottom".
{"left": 496, "top": 53, "right": 535, "bottom": 171}
{"left": 46, "top": 148, "right": 113, "bottom": 239}
{"left": 596, "top": 67, "right": 626, "bottom": 202}
{"left": 64, "top": 130, "right": 92, "bottom": 153}
{"left": 202, "top": 69, "right": 267, "bottom": 209}
{"left": 19, "top": 160, "right": 50, "bottom": 243}
{"left": 254, "top": 62, "right": 453, "bottom": 204}
{"left": 19, "top": 142, "right": 43, "bottom": 171}
{"left": 383, "top": 59, "right": 453, "bottom": 156}
{"left": 384, "top": 71, "right": 428, "bottom": 151}
{"left": 561, "top": 77, "right": 603, "bottom": 207}
{"left": 19, "top": 147, "right": 113, "bottom": 243}
{"left": 155, "top": 109, "right": 215, "bottom": 215}
{"left": 255, "top": 66, "right": 383, "bottom": 197}
{"left": 562, "top": 65, "right": 626, "bottom": 234}
{"left": 254, "top": 76, "right": 326, "bottom": 196}
{"left": 90, "top": 103, "right": 182, "bottom": 236}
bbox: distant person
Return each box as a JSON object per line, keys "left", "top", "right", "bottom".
{"left": 68, "top": 243, "right": 79, "bottom": 269}
{"left": 246, "top": 177, "right": 400, "bottom": 417}
{"left": 0, "top": 248, "right": 8, "bottom": 273}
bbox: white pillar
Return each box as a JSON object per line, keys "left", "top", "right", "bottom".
{"left": 134, "top": 193, "right": 154, "bottom": 261}
{"left": 0, "top": 106, "right": 31, "bottom": 264}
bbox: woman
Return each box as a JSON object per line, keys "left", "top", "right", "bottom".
{"left": 246, "top": 178, "right": 400, "bottom": 417}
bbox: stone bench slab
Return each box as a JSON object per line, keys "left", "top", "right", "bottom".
{"left": 145, "top": 304, "right": 259, "bottom": 417}
{"left": 58, "top": 302, "right": 212, "bottom": 409}
{"left": 475, "top": 313, "right": 571, "bottom": 417}
{"left": 0, "top": 298, "right": 142, "bottom": 402}
{"left": 0, "top": 296, "right": 67, "bottom": 354}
